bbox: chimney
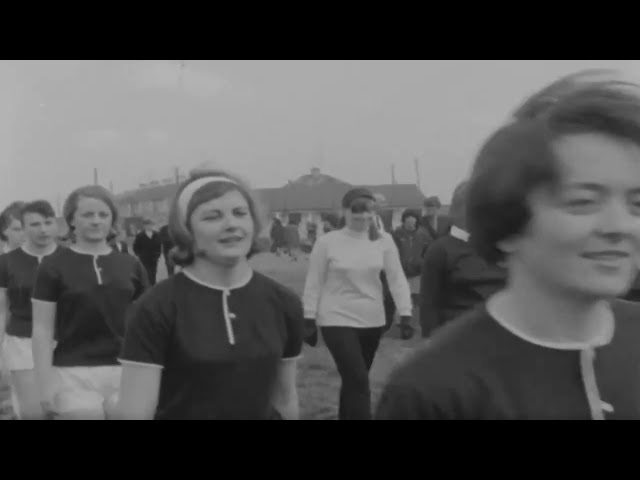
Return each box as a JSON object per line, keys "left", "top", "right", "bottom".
{"left": 311, "top": 167, "right": 321, "bottom": 177}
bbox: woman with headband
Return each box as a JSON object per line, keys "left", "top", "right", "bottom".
{"left": 115, "top": 170, "right": 304, "bottom": 420}
{"left": 303, "top": 188, "right": 413, "bottom": 420}
{"left": 377, "top": 72, "right": 640, "bottom": 420}
{"left": 32, "top": 186, "right": 148, "bottom": 420}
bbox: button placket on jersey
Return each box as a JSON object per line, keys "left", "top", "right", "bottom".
{"left": 222, "top": 289, "right": 237, "bottom": 345}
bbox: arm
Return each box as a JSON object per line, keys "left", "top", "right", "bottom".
{"left": 419, "top": 241, "right": 448, "bottom": 337}
{"left": 32, "top": 299, "right": 57, "bottom": 410}
{"left": 31, "top": 259, "right": 62, "bottom": 412}
{"left": 271, "top": 358, "right": 299, "bottom": 420}
{"left": 132, "top": 234, "right": 142, "bottom": 258}
{"left": 302, "top": 237, "right": 329, "bottom": 319}
{"left": 116, "top": 301, "right": 171, "bottom": 420}
{"left": 0, "top": 289, "right": 7, "bottom": 378}
{"left": 382, "top": 235, "right": 412, "bottom": 319}
{"left": 133, "top": 260, "right": 150, "bottom": 300}
{"left": 113, "top": 363, "right": 161, "bottom": 420}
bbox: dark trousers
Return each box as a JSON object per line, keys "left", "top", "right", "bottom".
{"left": 143, "top": 260, "right": 158, "bottom": 286}
{"left": 320, "top": 326, "right": 384, "bottom": 420}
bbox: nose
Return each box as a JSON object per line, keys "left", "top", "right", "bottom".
{"left": 597, "top": 199, "right": 639, "bottom": 239}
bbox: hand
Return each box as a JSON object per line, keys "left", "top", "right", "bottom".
{"left": 398, "top": 316, "right": 415, "bottom": 340}
{"left": 303, "top": 318, "right": 318, "bottom": 347}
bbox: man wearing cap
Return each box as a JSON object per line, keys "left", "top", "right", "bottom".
{"left": 133, "top": 219, "right": 162, "bottom": 285}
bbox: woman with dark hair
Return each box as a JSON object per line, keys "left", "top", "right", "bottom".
{"left": 0, "top": 201, "right": 59, "bottom": 419}
{"left": 114, "top": 170, "right": 303, "bottom": 420}
{"left": 0, "top": 202, "right": 26, "bottom": 253}
{"left": 303, "top": 188, "right": 413, "bottom": 420}
{"left": 31, "top": 185, "right": 148, "bottom": 420}
{"left": 418, "top": 181, "right": 506, "bottom": 338}
{"left": 377, "top": 72, "right": 640, "bottom": 420}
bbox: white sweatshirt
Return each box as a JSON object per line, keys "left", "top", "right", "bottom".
{"left": 303, "top": 228, "right": 412, "bottom": 329}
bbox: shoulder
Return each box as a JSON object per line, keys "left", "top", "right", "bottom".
{"left": 133, "top": 276, "right": 180, "bottom": 312}
{"left": 611, "top": 299, "right": 640, "bottom": 342}
{"left": 251, "top": 272, "right": 301, "bottom": 305}
{"left": 40, "top": 247, "right": 69, "bottom": 268}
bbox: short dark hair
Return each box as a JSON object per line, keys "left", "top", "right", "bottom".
{"left": 423, "top": 196, "right": 441, "bottom": 208}
{"left": 63, "top": 185, "right": 118, "bottom": 232}
{"left": 401, "top": 209, "right": 421, "bottom": 224}
{"left": 468, "top": 76, "right": 640, "bottom": 264}
{"left": 21, "top": 200, "right": 56, "bottom": 222}
{"left": 0, "top": 201, "right": 25, "bottom": 241}
{"left": 168, "top": 169, "right": 264, "bottom": 267}
{"left": 449, "top": 181, "right": 469, "bottom": 226}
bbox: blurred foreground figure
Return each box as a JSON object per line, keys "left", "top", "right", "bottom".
{"left": 377, "top": 70, "right": 640, "bottom": 420}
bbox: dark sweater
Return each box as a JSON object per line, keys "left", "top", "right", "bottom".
{"left": 376, "top": 300, "right": 640, "bottom": 420}
{"left": 420, "top": 233, "right": 506, "bottom": 336}
{"left": 133, "top": 231, "right": 162, "bottom": 265}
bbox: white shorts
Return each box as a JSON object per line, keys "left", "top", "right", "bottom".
{"left": 2, "top": 335, "right": 34, "bottom": 371}
{"left": 52, "top": 366, "right": 122, "bottom": 420}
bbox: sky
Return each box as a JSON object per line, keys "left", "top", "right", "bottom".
{"left": 2, "top": 59, "right": 640, "bottom": 212}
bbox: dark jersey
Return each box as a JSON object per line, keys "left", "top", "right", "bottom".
{"left": 376, "top": 300, "right": 640, "bottom": 420}
{"left": 32, "top": 248, "right": 149, "bottom": 367}
{"left": 0, "top": 247, "right": 60, "bottom": 338}
{"left": 120, "top": 271, "right": 304, "bottom": 420}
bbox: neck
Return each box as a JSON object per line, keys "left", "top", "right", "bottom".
{"left": 344, "top": 226, "right": 368, "bottom": 238}
{"left": 187, "top": 257, "right": 252, "bottom": 289}
{"left": 491, "top": 261, "right": 612, "bottom": 346}
{"left": 23, "top": 241, "right": 56, "bottom": 257}
{"left": 73, "top": 238, "right": 111, "bottom": 255}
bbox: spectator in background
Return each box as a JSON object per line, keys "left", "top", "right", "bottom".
{"left": 270, "top": 218, "right": 285, "bottom": 256}
{"left": 0, "top": 202, "right": 26, "bottom": 254}
{"left": 158, "top": 224, "right": 175, "bottom": 276}
{"left": 108, "top": 228, "right": 129, "bottom": 254}
{"left": 419, "top": 181, "right": 506, "bottom": 338}
{"left": 283, "top": 217, "right": 300, "bottom": 261}
{"left": 133, "top": 219, "right": 162, "bottom": 285}
{"left": 392, "top": 209, "right": 431, "bottom": 309}
{"left": 421, "top": 196, "right": 452, "bottom": 241}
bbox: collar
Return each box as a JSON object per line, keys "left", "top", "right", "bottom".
{"left": 450, "top": 225, "right": 470, "bottom": 242}
{"left": 487, "top": 297, "right": 615, "bottom": 350}
{"left": 21, "top": 244, "right": 57, "bottom": 259}
{"left": 181, "top": 268, "right": 254, "bottom": 292}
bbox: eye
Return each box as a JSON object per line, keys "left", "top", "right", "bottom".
{"left": 234, "top": 209, "right": 249, "bottom": 217}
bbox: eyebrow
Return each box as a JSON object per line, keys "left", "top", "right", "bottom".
{"left": 564, "top": 183, "right": 640, "bottom": 194}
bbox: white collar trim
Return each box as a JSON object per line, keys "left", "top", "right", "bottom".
{"left": 181, "top": 269, "right": 254, "bottom": 292}
{"left": 450, "top": 226, "right": 470, "bottom": 242}
{"left": 487, "top": 298, "right": 615, "bottom": 350}
{"left": 21, "top": 245, "right": 57, "bottom": 259}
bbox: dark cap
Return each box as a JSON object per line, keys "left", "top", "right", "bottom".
{"left": 143, "top": 219, "right": 154, "bottom": 225}
{"left": 342, "top": 188, "right": 376, "bottom": 208}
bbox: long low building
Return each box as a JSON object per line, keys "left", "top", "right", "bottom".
{"left": 116, "top": 168, "right": 441, "bottom": 240}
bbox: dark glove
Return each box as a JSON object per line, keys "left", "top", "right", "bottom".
{"left": 304, "top": 318, "right": 318, "bottom": 347}
{"left": 398, "top": 316, "right": 415, "bottom": 340}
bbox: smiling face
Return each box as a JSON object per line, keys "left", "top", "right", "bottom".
{"left": 505, "top": 133, "right": 640, "bottom": 299}
{"left": 189, "top": 189, "right": 255, "bottom": 265}
{"left": 71, "top": 196, "right": 113, "bottom": 243}
{"left": 345, "top": 197, "right": 375, "bottom": 233}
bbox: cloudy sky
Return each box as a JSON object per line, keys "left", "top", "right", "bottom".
{"left": 2, "top": 60, "right": 640, "bottom": 211}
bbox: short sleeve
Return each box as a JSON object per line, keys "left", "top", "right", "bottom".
{"left": 32, "top": 257, "right": 62, "bottom": 302}
{"left": 120, "top": 295, "right": 173, "bottom": 367}
{"left": 0, "top": 254, "right": 8, "bottom": 289}
{"left": 276, "top": 285, "right": 304, "bottom": 360}
{"left": 132, "top": 259, "right": 150, "bottom": 300}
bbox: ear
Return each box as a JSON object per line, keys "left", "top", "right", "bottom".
{"left": 496, "top": 235, "right": 521, "bottom": 256}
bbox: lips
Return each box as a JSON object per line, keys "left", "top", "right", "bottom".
{"left": 582, "top": 251, "right": 630, "bottom": 261}
{"left": 219, "top": 236, "right": 245, "bottom": 244}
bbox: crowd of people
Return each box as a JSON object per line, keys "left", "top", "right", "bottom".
{"left": 1, "top": 69, "right": 640, "bottom": 419}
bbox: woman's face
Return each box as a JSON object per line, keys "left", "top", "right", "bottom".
{"left": 71, "top": 196, "right": 113, "bottom": 243}
{"left": 190, "top": 190, "right": 255, "bottom": 265}
{"left": 508, "top": 133, "right": 640, "bottom": 299}
{"left": 23, "top": 212, "right": 57, "bottom": 248}
{"left": 345, "top": 198, "right": 375, "bottom": 232}
{"left": 403, "top": 216, "right": 417, "bottom": 231}
{"left": 3, "top": 217, "right": 24, "bottom": 250}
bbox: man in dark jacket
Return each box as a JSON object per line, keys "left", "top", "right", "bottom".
{"left": 133, "top": 219, "right": 162, "bottom": 285}
{"left": 421, "top": 196, "right": 452, "bottom": 241}
{"left": 158, "top": 224, "right": 175, "bottom": 276}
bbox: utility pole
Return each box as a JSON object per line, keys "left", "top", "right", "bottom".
{"left": 414, "top": 157, "right": 421, "bottom": 189}
{"left": 93, "top": 167, "right": 99, "bottom": 186}
{"left": 391, "top": 164, "right": 397, "bottom": 185}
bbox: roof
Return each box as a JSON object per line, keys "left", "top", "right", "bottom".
{"left": 116, "top": 179, "right": 427, "bottom": 212}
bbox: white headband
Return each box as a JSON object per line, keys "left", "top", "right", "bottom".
{"left": 178, "top": 176, "right": 239, "bottom": 227}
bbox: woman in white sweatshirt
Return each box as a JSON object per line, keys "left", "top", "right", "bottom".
{"left": 303, "top": 188, "right": 413, "bottom": 420}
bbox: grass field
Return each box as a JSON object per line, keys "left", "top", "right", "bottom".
{"left": 0, "top": 252, "right": 423, "bottom": 420}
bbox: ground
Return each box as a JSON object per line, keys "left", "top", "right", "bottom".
{"left": 0, "top": 252, "right": 423, "bottom": 420}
